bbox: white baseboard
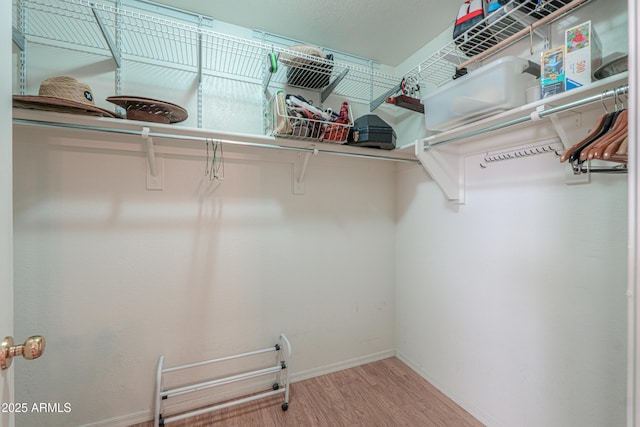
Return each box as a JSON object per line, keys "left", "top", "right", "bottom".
{"left": 78, "top": 410, "right": 152, "bottom": 427}
{"left": 290, "top": 348, "right": 396, "bottom": 383}
{"left": 395, "top": 350, "right": 503, "bottom": 427}
{"left": 80, "top": 348, "right": 396, "bottom": 427}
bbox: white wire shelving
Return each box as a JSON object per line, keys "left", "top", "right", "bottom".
{"left": 12, "top": 0, "right": 399, "bottom": 105}
{"left": 11, "top": 0, "right": 602, "bottom": 165}
{"left": 402, "top": 0, "right": 596, "bottom": 91}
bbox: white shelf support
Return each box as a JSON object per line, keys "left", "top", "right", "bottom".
{"left": 293, "top": 149, "right": 317, "bottom": 195}
{"left": 415, "top": 140, "right": 465, "bottom": 204}
{"left": 142, "top": 127, "right": 156, "bottom": 176}
{"left": 321, "top": 68, "right": 349, "bottom": 104}
{"left": 142, "top": 126, "right": 164, "bottom": 190}
{"left": 11, "top": 25, "right": 25, "bottom": 51}
{"left": 548, "top": 111, "right": 573, "bottom": 150}
{"left": 91, "top": 6, "right": 121, "bottom": 68}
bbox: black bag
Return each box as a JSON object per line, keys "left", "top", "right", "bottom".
{"left": 347, "top": 115, "right": 396, "bottom": 150}
{"left": 286, "top": 54, "right": 334, "bottom": 89}
{"left": 453, "top": 0, "right": 497, "bottom": 57}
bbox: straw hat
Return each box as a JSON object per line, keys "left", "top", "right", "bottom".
{"left": 106, "top": 96, "right": 188, "bottom": 124}
{"left": 13, "top": 76, "right": 118, "bottom": 118}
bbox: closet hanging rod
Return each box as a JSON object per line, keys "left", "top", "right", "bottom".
{"left": 12, "top": 118, "right": 417, "bottom": 163}
{"left": 422, "top": 85, "right": 630, "bottom": 149}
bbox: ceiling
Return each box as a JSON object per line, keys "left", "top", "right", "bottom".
{"left": 148, "top": 0, "right": 461, "bottom": 67}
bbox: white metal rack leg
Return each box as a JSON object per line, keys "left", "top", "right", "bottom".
{"left": 154, "top": 334, "right": 291, "bottom": 426}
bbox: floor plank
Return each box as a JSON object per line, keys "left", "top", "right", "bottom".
{"left": 130, "top": 357, "right": 484, "bottom": 427}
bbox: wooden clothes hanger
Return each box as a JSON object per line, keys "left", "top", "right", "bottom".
{"left": 560, "top": 113, "right": 610, "bottom": 163}
{"left": 585, "top": 109, "right": 627, "bottom": 160}
{"left": 587, "top": 88, "right": 628, "bottom": 160}
{"left": 561, "top": 88, "right": 629, "bottom": 164}
{"left": 560, "top": 90, "right": 613, "bottom": 162}
{"left": 565, "top": 111, "right": 616, "bottom": 163}
{"left": 597, "top": 110, "right": 628, "bottom": 159}
{"left": 608, "top": 136, "right": 629, "bottom": 164}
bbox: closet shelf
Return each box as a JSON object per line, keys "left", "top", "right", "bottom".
{"left": 414, "top": 72, "right": 628, "bottom": 204}
{"left": 13, "top": 0, "right": 399, "bottom": 105}
{"left": 422, "top": 72, "right": 628, "bottom": 148}
{"left": 403, "top": 0, "right": 595, "bottom": 91}
{"left": 11, "top": 108, "right": 418, "bottom": 163}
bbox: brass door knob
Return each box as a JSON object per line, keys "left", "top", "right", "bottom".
{"left": 1, "top": 336, "right": 46, "bottom": 370}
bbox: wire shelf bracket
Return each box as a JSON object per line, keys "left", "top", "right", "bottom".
{"left": 91, "top": 6, "right": 121, "bottom": 68}
{"left": 12, "top": 25, "right": 25, "bottom": 51}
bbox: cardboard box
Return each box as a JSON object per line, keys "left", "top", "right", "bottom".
{"left": 541, "top": 46, "right": 565, "bottom": 99}
{"left": 565, "top": 20, "right": 602, "bottom": 90}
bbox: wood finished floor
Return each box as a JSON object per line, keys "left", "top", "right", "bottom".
{"left": 131, "top": 357, "right": 484, "bottom": 427}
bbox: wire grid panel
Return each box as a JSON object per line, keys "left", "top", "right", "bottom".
{"left": 333, "top": 65, "right": 398, "bottom": 104}
{"left": 16, "top": 0, "right": 399, "bottom": 104}
{"left": 17, "top": 0, "right": 262, "bottom": 75}
{"left": 117, "top": 9, "right": 200, "bottom": 69}
{"left": 18, "top": 0, "right": 115, "bottom": 52}
{"left": 201, "top": 32, "right": 265, "bottom": 81}
{"left": 405, "top": 0, "right": 595, "bottom": 89}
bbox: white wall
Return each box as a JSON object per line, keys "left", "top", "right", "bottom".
{"left": 396, "top": 148, "right": 627, "bottom": 427}
{"left": 394, "top": 1, "right": 629, "bottom": 426}
{"left": 12, "top": 128, "right": 396, "bottom": 426}
{"left": 11, "top": 20, "right": 396, "bottom": 426}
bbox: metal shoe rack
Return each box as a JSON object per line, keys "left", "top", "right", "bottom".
{"left": 154, "top": 334, "right": 291, "bottom": 426}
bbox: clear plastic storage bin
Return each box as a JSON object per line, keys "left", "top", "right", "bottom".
{"left": 421, "top": 56, "right": 537, "bottom": 132}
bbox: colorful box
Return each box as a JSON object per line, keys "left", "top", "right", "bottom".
{"left": 541, "top": 46, "right": 565, "bottom": 99}
{"left": 565, "top": 20, "right": 602, "bottom": 90}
